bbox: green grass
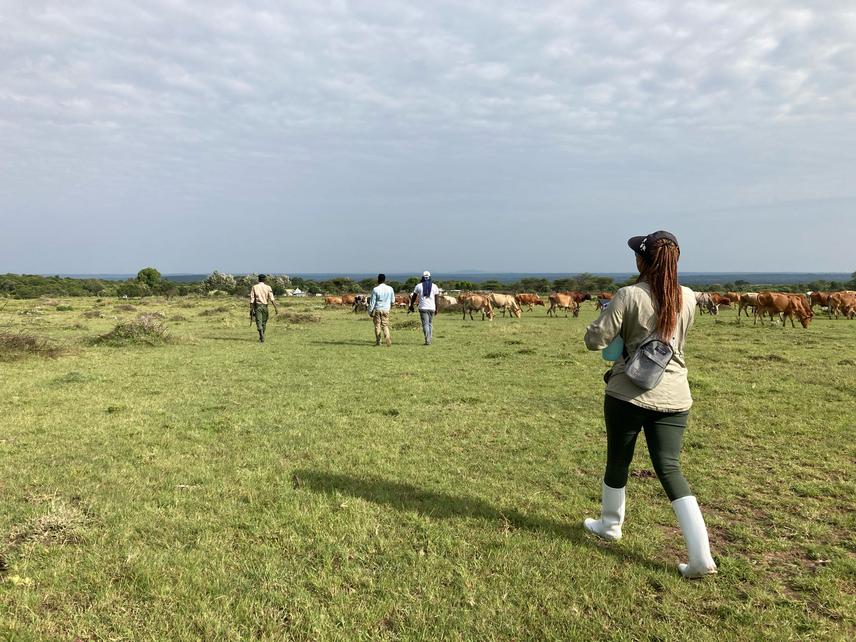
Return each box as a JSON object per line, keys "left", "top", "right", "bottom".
{"left": 0, "top": 297, "right": 854, "bottom": 640}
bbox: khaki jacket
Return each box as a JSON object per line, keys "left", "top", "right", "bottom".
{"left": 584, "top": 283, "right": 696, "bottom": 412}
{"left": 250, "top": 282, "right": 275, "bottom": 305}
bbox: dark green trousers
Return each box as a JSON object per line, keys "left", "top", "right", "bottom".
{"left": 603, "top": 395, "right": 691, "bottom": 501}
{"left": 255, "top": 304, "right": 269, "bottom": 340}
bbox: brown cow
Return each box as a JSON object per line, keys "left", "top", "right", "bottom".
{"left": 828, "top": 291, "right": 856, "bottom": 320}
{"left": 809, "top": 291, "right": 831, "bottom": 310}
{"left": 547, "top": 291, "right": 592, "bottom": 317}
{"left": 324, "top": 296, "right": 343, "bottom": 306}
{"left": 436, "top": 294, "right": 461, "bottom": 313}
{"left": 394, "top": 294, "right": 410, "bottom": 308}
{"left": 755, "top": 292, "right": 813, "bottom": 328}
{"left": 489, "top": 293, "right": 522, "bottom": 318}
{"left": 459, "top": 292, "right": 494, "bottom": 320}
{"left": 515, "top": 293, "right": 545, "bottom": 311}
{"left": 737, "top": 293, "right": 758, "bottom": 319}
{"left": 595, "top": 292, "right": 614, "bottom": 311}
{"left": 341, "top": 294, "right": 357, "bottom": 305}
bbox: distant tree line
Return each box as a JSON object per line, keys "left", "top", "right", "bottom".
{"left": 2, "top": 269, "right": 855, "bottom": 299}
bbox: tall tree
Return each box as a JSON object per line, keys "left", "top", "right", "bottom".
{"left": 136, "top": 267, "right": 162, "bottom": 289}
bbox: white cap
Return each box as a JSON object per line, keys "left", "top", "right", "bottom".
{"left": 423, "top": 270, "right": 431, "bottom": 278}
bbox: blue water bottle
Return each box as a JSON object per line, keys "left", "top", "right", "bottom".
{"left": 602, "top": 336, "right": 624, "bottom": 361}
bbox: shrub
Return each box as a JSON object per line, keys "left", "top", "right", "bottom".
{"left": 56, "top": 305, "right": 73, "bottom": 311}
{"left": 198, "top": 306, "right": 231, "bottom": 317}
{"left": 0, "top": 332, "right": 65, "bottom": 361}
{"left": 392, "top": 316, "right": 422, "bottom": 330}
{"left": 204, "top": 271, "right": 236, "bottom": 294}
{"left": 275, "top": 311, "right": 321, "bottom": 324}
{"left": 94, "top": 315, "right": 171, "bottom": 347}
{"left": 83, "top": 310, "right": 104, "bottom": 319}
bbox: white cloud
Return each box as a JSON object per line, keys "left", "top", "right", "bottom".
{"left": 1, "top": 0, "right": 855, "bottom": 271}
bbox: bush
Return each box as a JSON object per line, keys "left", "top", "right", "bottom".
{"left": 198, "top": 306, "right": 231, "bottom": 317}
{"left": 93, "top": 316, "right": 171, "bottom": 347}
{"left": 83, "top": 310, "right": 105, "bottom": 319}
{"left": 392, "top": 316, "right": 422, "bottom": 330}
{"left": 0, "top": 332, "right": 65, "bottom": 361}
{"left": 275, "top": 311, "right": 321, "bottom": 324}
{"left": 116, "top": 282, "right": 150, "bottom": 298}
{"left": 56, "top": 305, "right": 73, "bottom": 311}
{"left": 204, "top": 271, "right": 236, "bottom": 294}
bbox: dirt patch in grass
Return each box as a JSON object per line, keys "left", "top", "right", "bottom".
{"left": 0, "top": 332, "right": 65, "bottom": 361}
{"left": 82, "top": 309, "right": 105, "bottom": 319}
{"left": 630, "top": 469, "right": 657, "bottom": 479}
{"left": 752, "top": 354, "right": 789, "bottom": 363}
{"left": 115, "top": 304, "right": 137, "bottom": 312}
{"left": 51, "top": 371, "right": 94, "bottom": 385}
{"left": 93, "top": 315, "right": 172, "bottom": 347}
{"left": 169, "top": 314, "right": 189, "bottom": 322}
{"left": 5, "top": 499, "right": 90, "bottom": 548}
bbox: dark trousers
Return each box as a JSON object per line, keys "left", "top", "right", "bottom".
{"left": 255, "top": 304, "right": 269, "bottom": 340}
{"left": 603, "top": 395, "right": 691, "bottom": 501}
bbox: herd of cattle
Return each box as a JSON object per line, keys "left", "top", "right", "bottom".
{"left": 695, "top": 290, "right": 856, "bottom": 328}
{"left": 322, "top": 288, "right": 856, "bottom": 329}
{"left": 323, "top": 290, "right": 606, "bottom": 320}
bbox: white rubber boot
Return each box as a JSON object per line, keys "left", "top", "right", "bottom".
{"left": 672, "top": 495, "right": 718, "bottom": 578}
{"left": 584, "top": 482, "right": 625, "bottom": 541}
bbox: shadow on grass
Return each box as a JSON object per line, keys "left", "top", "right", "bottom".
{"left": 293, "top": 469, "right": 672, "bottom": 573}
{"left": 206, "top": 336, "right": 259, "bottom": 342}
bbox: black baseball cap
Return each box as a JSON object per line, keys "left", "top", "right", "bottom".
{"left": 627, "top": 231, "right": 679, "bottom": 256}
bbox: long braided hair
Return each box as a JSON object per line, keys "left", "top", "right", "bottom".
{"left": 637, "top": 239, "right": 682, "bottom": 340}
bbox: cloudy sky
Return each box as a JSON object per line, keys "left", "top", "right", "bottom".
{"left": 2, "top": 0, "right": 855, "bottom": 274}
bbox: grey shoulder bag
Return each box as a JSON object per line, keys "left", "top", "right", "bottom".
{"left": 623, "top": 333, "right": 675, "bottom": 390}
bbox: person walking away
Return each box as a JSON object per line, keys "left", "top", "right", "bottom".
{"left": 250, "top": 274, "right": 278, "bottom": 343}
{"left": 410, "top": 271, "right": 440, "bottom": 345}
{"left": 582, "top": 231, "right": 717, "bottom": 578}
{"left": 368, "top": 273, "right": 395, "bottom": 346}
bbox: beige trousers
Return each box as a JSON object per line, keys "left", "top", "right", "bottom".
{"left": 372, "top": 310, "right": 391, "bottom": 345}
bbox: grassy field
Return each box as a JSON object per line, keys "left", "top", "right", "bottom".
{"left": 0, "top": 295, "right": 854, "bottom": 641}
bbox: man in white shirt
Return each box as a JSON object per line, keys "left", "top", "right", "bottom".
{"left": 368, "top": 273, "right": 395, "bottom": 346}
{"left": 410, "top": 270, "right": 440, "bottom": 345}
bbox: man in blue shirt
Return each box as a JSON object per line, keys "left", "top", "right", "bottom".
{"left": 368, "top": 273, "right": 395, "bottom": 346}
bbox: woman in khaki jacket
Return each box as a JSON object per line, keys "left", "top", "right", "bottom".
{"left": 583, "top": 231, "right": 717, "bottom": 578}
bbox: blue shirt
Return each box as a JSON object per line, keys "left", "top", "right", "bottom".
{"left": 368, "top": 283, "right": 395, "bottom": 313}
